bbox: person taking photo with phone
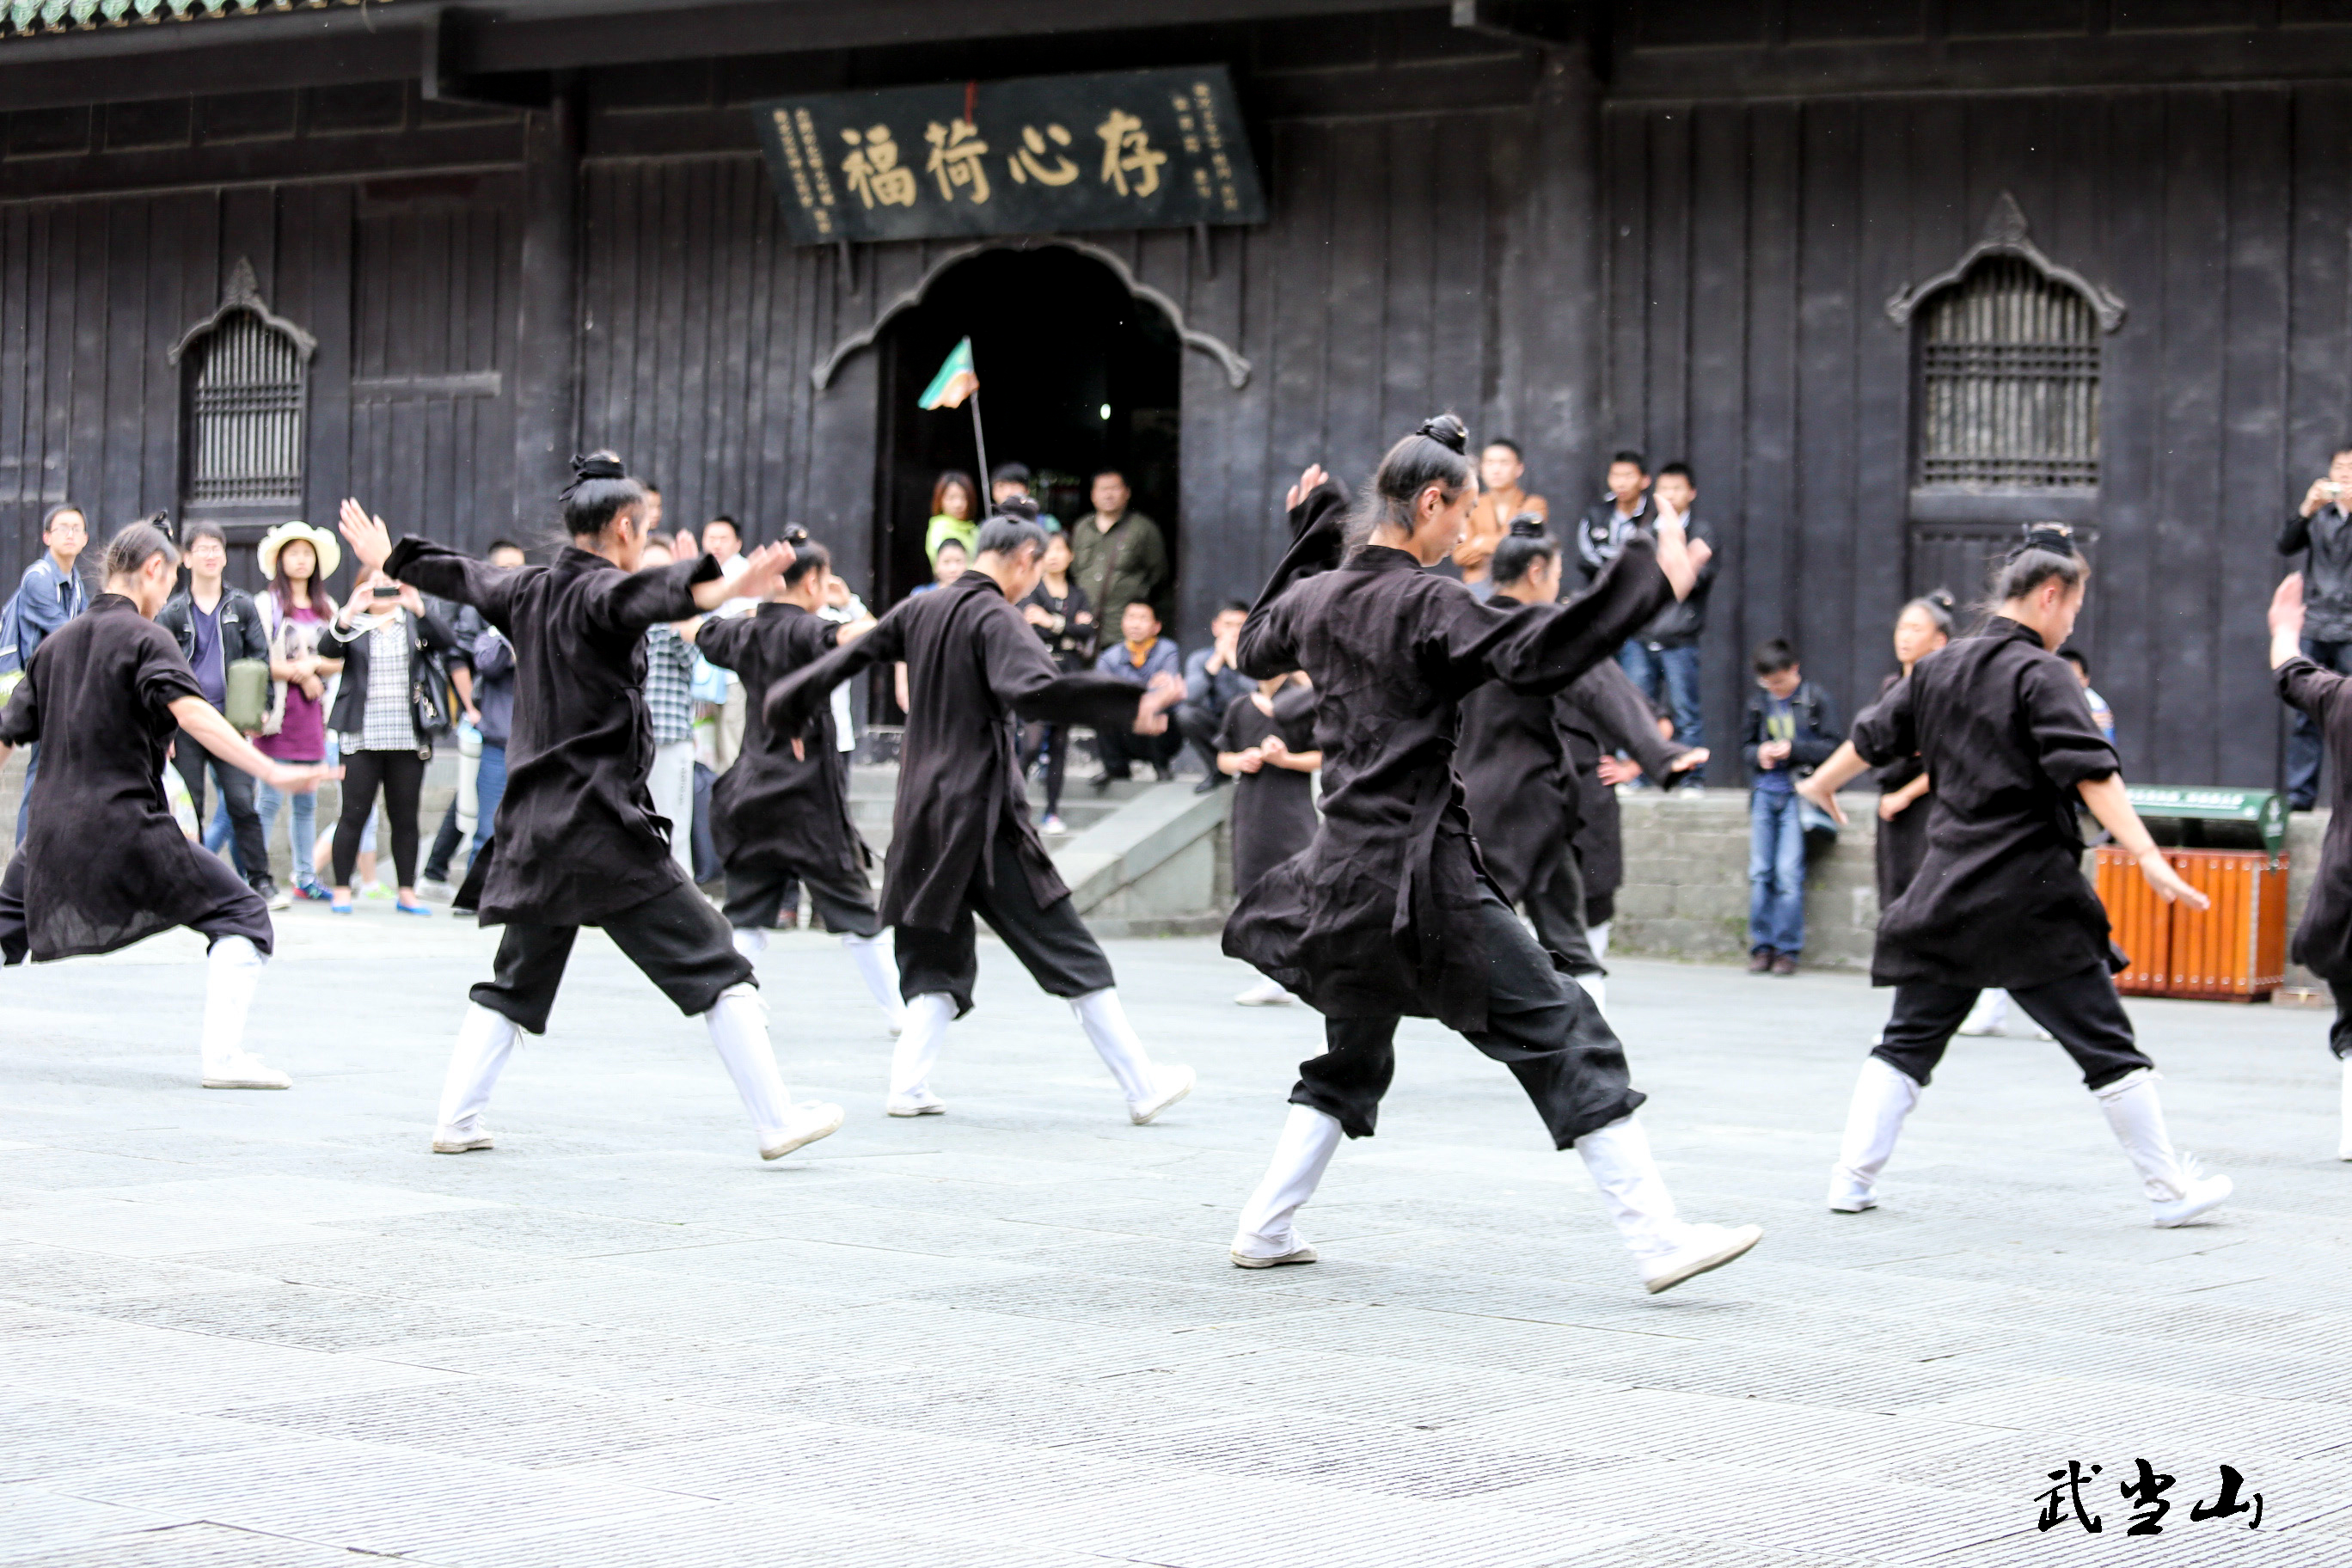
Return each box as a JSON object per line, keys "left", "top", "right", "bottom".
{"left": 2278, "top": 445, "right": 2352, "bottom": 810}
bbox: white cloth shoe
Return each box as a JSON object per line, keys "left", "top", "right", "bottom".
{"left": 1576, "top": 1114, "right": 1761, "bottom": 1293}
{"left": 1233, "top": 977, "right": 1294, "bottom": 1006}
{"left": 199, "top": 936, "right": 290, "bottom": 1089}
{"left": 841, "top": 933, "right": 907, "bottom": 1034}
{"left": 432, "top": 1002, "right": 518, "bottom": 1150}
{"left": 1957, "top": 988, "right": 2053, "bottom": 1040}
{"left": 704, "top": 983, "right": 841, "bottom": 1161}
{"left": 2094, "top": 1069, "right": 2231, "bottom": 1227}
{"left": 1587, "top": 920, "right": 1612, "bottom": 961}
{"left": 731, "top": 926, "right": 768, "bottom": 961}
{"left": 1827, "top": 1057, "right": 1921, "bottom": 1212}
{"left": 1572, "top": 971, "right": 1608, "bottom": 1017}
{"left": 1069, "top": 988, "right": 1193, "bottom": 1123}
{"left": 2339, "top": 1057, "right": 2352, "bottom": 1162}
{"left": 887, "top": 992, "right": 956, "bottom": 1112}
{"left": 1231, "top": 1103, "right": 1341, "bottom": 1266}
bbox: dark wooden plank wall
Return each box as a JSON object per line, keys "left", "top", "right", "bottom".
{"left": 1602, "top": 85, "right": 2345, "bottom": 788}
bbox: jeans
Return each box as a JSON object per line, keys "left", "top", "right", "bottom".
{"left": 2288, "top": 637, "right": 2352, "bottom": 808}
{"left": 1618, "top": 640, "right": 1705, "bottom": 782}
{"left": 257, "top": 768, "right": 322, "bottom": 889}
{"left": 1749, "top": 786, "right": 1807, "bottom": 955}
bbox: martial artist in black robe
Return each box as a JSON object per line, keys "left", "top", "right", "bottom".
{"left": 763, "top": 511, "right": 1194, "bottom": 1123}
{"left": 335, "top": 466, "right": 842, "bottom": 1163}
{"left": 2267, "top": 572, "right": 2352, "bottom": 1158}
{"left": 1217, "top": 674, "right": 1320, "bottom": 1005}
{"left": 1222, "top": 422, "right": 1761, "bottom": 1296}
{"left": 1802, "top": 525, "right": 2230, "bottom": 1227}
{"left": 0, "top": 522, "right": 322, "bottom": 1089}
{"left": 693, "top": 542, "right": 903, "bottom": 1034}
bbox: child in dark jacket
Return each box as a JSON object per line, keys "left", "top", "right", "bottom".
{"left": 1741, "top": 639, "right": 1840, "bottom": 975}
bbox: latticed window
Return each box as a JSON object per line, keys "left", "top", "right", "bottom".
{"left": 1916, "top": 257, "right": 2099, "bottom": 489}
{"left": 186, "top": 310, "right": 306, "bottom": 505}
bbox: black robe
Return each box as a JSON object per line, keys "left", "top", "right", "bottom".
{"left": 1869, "top": 669, "right": 1932, "bottom": 912}
{"left": 1459, "top": 655, "right": 1679, "bottom": 908}
{"left": 0, "top": 595, "right": 257, "bottom": 960}
{"left": 1223, "top": 493, "right": 1671, "bottom": 1032}
{"left": 2277, "top": 656, "right": 2352, "bottom": 983}
{"left": 1559, "top": 658, "right": 1681, "bottom": 922}
{"left": 384, "top": 539, "right": 719, "bottom": 927}
{"left": 694, "top": 603, "right": 871, "bottom": 885}
{"left": 1848, "top": 618, "right": 2121, "bottom": 989}
{"left": 1216, "top": 685, "right": 1320, "bottom": 897}
{"left": 763, "top": 570, "right": 1151, "bottom": 932}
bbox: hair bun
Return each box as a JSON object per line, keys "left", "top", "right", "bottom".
{"left": 781, "top": 524, "right": 810, "bottom": 547}
{"left": 1925, "top": 587, "right": 1957, "bottom": 612}
{"left": 570, "top": 453, "right": 628, "bottom": 482}
{"left": 1506, "top": 512, "right": 1547, "bottom": 538}
{"left": 2009, "top": 522, "right": 2075, "bottom": 561}
{"left": 1414, "top": 413, "right": 1468, "bottom": 456}
{"left": 991, "top": 496, "right": 1040, "bottom": 524}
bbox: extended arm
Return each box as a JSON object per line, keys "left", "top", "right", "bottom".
{"left": 1478, "top": 536, "right": 1674, "bottom": 697}
{"left": 764, "top": 610, "right": 903, "bottom": 735}
{"left": 169, "top": 695, "right": 326, "bottom": 793}
{"left": 1236, "top": 470, "right": 1346, "bottom": 679}
{"left": 987, "top": 610, "right": 1180, "bottom": 732}
{"left": 2078, "top": 776, "right": 2209, "bottom": 909}
{"left": 1567, "top": 658, "right": 1681, "bottom": 779}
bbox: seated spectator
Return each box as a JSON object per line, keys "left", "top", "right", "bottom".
{"left": 1090, "top": 601, "right": 1183, "bottom": 787}
{"left": 1176, "top": 600, "right": 1254, "bottom": 793}
{"left": 1742, "top": 638, "right": 1839, "bottom": 977}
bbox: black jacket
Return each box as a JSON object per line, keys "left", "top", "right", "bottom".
{"left": 1741, "top": 679, "right": 1840, "bottom": 783}
{"left": 155, "top": 586, "right": 268, "bottom": 676}
{"left": 2279, "top": 505, "right": 2352, "bottom": 642}
{"left": 322, "top": 602, "right": 462, "bottom": 753}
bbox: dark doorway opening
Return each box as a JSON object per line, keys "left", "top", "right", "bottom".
{"left": 876, "top": 248, "right": 1180, "bottom": 619}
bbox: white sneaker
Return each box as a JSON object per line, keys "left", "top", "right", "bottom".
{"left": 1639, "top": 1223, "right": 1762, "bottom": 1295}
{"left": 201, "top": 1055, "right": 292, "bottom": 1090}
{"left": 1231, "top": 1240, "right": 1318, "bottom": 1268}
{"left": 1233, "top": 977, "right": 1293, "bottom": 1007}
{"left": 432, "top": 1127, "right": 495, "bottom": 1154}
{"left": 1827, "top": 1170, "right": 1877, "bottom": 1213}
{"left": 265, "top": 884, "right": 293, "bottom": 912}
{"left": 417, "top": 878, "right": 456, "bottom": 903}
{"left": 760, "top": 1101, "right": 845, "bottom": 1161}
{"left": 1127, "top": 1065, "right": 1195, "bottom": 1125}
{"left": 2149, "top": 1157, "right": 2233, "bottom": 1228}
{"left": 885, "top": 1087, "right": 946, "bottom": 1117}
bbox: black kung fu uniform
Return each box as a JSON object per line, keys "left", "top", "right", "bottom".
{"left": 0, "top": 595, "right": 273, "bottom": 962}
{"left": 763, "top": 569, "right": 1155, "bottom": 1014}
{"left": 1847, "top": 616, "right": 2151, "bottom": 1089}
{"left": 1560, "top": 662, "right": 1679, "bottom": 932}
{"left": 384, "top": 539, "right": 750, "bottom": 1033}
{"left": 1216, "top": 684, "right": 1320, "bottom": 898}
{"left": 1222, "top": 483, "right": 1674, "bottom": 1146}
{"left": 695, "top": 603, "right": 880, "bottom": 937}
{"left": 2275, "top": 656, "right": 2352, "bottom": 1057}
{"left": 1869, "top": 670, "right": 1933, "bottom": 913}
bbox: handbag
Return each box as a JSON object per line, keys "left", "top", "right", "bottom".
{"left": 224, "top": 657, "right": 273, "bottom": 734}
{"left": 254, "top": 599, "right": 290, "bottom": 738}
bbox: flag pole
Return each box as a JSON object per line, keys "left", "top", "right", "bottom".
{"left": 966, "top": 346, "right": 989, "bottom": 492}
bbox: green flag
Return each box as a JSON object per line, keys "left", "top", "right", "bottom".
{"left": 919, "top": 337, "right": 979, "bottom": 410}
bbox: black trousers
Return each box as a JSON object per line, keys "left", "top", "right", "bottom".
{"left": 470, "top": 880, "right": 755, "bottom": 1034}
{"left": 1173, "top": 700, "right": 1224, "bottom": 780}
{"left": 0, "top": 841, "right": 273, "bottom": 964}
{"left": 333, "top": 749, "right": 425, "bottom": 890}
{"left": 1020, "top": 720, "right": 1069, "bottom": 817}
{"left": 173, "top": 726, "right": 267, "bottom": 886}
{"left": 1523, "top": 853, "right": 1602, "bottom": 977}
{"left": 1872, "top": 965, "right": 2153, "bottom": 1091}
{"left": 1291, "top": 889, "right": 1644, "bottom": 1149}
{"left": 424, "top": 796, "right": 464, "bottom": 884}
{"left": 894, "top": 832, "right": 1116, "bottom": 1014}
{"left": 725, "top": 861, "right": 881, "bottom": 938}
{"left": 1094, "top": 723, "right": 1182, "bottom": 780}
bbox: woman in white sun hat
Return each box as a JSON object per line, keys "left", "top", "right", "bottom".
{"left": 252, "top": 521, "right": 344, "bottom": 907}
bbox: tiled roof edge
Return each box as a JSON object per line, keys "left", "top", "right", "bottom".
{"left": 2, "top": 0, "right": 391, "bottom": 44}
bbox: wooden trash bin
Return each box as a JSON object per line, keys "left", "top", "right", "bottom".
{"left": 2093, "top": 787, "right": 2288, "bottom": 1002}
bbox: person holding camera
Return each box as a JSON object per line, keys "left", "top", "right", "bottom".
{"left": 322, "top": 563, "right": 464, "bottom": 916}
{"left": 2277, "top": 446, "right": 2352, "bottom": 809}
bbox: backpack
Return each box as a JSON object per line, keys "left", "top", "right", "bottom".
{"left": 0, "top": 581, "right": 24, "bottom": 697}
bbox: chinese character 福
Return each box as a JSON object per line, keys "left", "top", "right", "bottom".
{"left": 924, "top": 118, "right": 991, "bottom": 205}
{"left": 1007, "top": 124, "right": 1080, "bottom": 186}
{"left": 841, "top": 125, "right": 918, "bottom": 209}
{"left": 1095, "top": 108, "right": 1167, "bottom": 198}
{"left": 2118, "top": 1459, "right": 2175, "bottom": 1535}
{"left": 2037, "top": 1462, "right": 2104, "bottom": 1534}
{"left": 2191, "top": 1466, "right": 2263, "bottom": 1529}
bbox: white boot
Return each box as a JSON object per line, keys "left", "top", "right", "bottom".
{"left": 705, "top": 983, "right": 842, "bottom": 1160}
{"left": 2339, "top": 1057, "right": 2352, "bottom": 1162}
{"left": 731, "top": 926, "right": 768, "bottom": 961}
{"left": 1572, "top": 971, "right": 1608, "bottom": 1017}
{"left": 2095, "top": 1069, "right": 2231, "bottom": 1227}
{"left": 199, "top": 936, "right": 289, "bottom": 1089}
{"left": 1069, "top": 988, "right": 1193, "bottom": 1124}
{"left": 1827, "top": 1057, "right": 1921, "bottom": 1212}
{"left": 1233, "top": 976, "right": 1294, "bottom": 1006}
{"left": 887, "top": 992, "right": 955, "bottom": 1115}
{"left": 840, "top": 933, "right": 907, "bottom": 1035}
{"left": 432, "top": 1003, "right": 518, "bottom": 1151}
{"left": 1957, "top": 989, "right": 2008, "bottom": 1037}
{"left": 1587, "top": 920, "right": 1612, "bottom": 961}
{"left": 1576, "top": 1114, "right": 1762, "bottom": 1295}
{"left": 1231, "top": 1104, "right": 1341, "bottom": 1267}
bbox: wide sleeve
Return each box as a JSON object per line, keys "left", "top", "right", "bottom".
{"left": 383, "top": 538, "right": 529, "bottom": 631}
{"left": 133, "top": 628, "right": 205, "bottom": 720}
{"left": 2023, "top": 658, "right": 2120, "bottom": 788}
{"left": 579, "top": 555, "right": 723, "bottom": 640}
{"left": 1445, "top": 535, "right": 1673, "bottom": 699}
{"left": 1567, "top": 658, "right": 1680, "bottom": 778}
{"left": 2277, "top": 653, "right": 2350, "bottom": 725}
{"left": 693, "top": 613, "right": 756, "bottom": 675}
{"left": 763, "top": 604, "right": 903, "bottom": 735}
{"left": 1271, "top": 683, "right": 1319, "bottom": 751}
{"left": 1847, "top": 672, "right": 1915, "bottom": 769}
{"left": 979, "top": 601, "right": 1152, "bottom": 729}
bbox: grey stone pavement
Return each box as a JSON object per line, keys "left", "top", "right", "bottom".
{"left": 5, "top": 905, "right": 2352, "bottom": 1568}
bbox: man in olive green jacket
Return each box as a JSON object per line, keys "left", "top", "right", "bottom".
{"left": 1069, "top": 469, "right": 1168, "bottom": 626}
